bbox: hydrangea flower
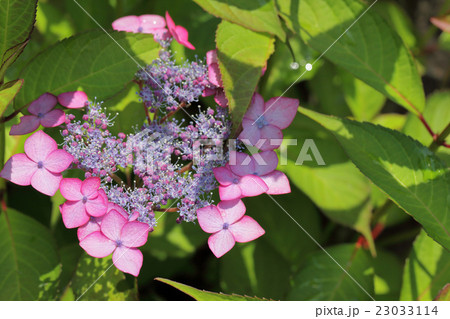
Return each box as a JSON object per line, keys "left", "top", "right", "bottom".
{"left": 213, "top": 165, "right": 268, "bottom": 201}
{"left": 197, "top": 199, "right": 265, "bottom": 257}
{"left": 112, "top": 14, "right": 170, "bottom": 43}
{"left": 203, "top": 50, "right": 228, "bottom": 108}
{"left": 80, "top": 209, "right": 151, "bottom": 276}
{"left": 57, "top": 91, "right": 89, "bottom": 109}
{"left": 239, "top": 93, "right": 299, "bottom": 151}
{"left": 59, "top": 177, "right": 108, "bottom": 228}
{"left": 229, "top": 150, "right": 290, "bottom": 195}
{"left": 10, "top": 93, "right": 65, "bottom": 135}
{"left": 165, "top": 11, "right": 195, "bottom": 50}
{"left": 0, "top": 131, "right": 73, "bottom": 196}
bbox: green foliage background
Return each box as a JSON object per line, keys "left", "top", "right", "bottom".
{"left": 0, "top": 0, "right": 449, "bottom": 301}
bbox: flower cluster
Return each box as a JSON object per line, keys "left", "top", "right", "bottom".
{"left": 0, "top": 11, "right": 300, "bottom": 276}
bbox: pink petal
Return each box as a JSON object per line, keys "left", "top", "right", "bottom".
{"left": 108, "top": 202, "right": 129, "bottom": 219}
{"left": 208, "top": 230, "right": 235, "bottom": 258}
{"left": 112, "top": 246, "right": 143, "bottom": 277}
{"left": 9, "top": 115, "right": 40, "bottom": 135}
{"left": 152, "top": 28, "right": 171, "bottom": 41}
{"left": 213, "top": 166, "right": 236, "bottom": 186}
{"left": 252, "top": 150, "right": 278, "bottom": 176}
{"left": 120, "top": 221, "right": 150, "bottom": 248}
{"left": 208, "top": 63, "right": 222, "bottom": 87}
{"left": 174, "top": 25, "right": 195, "bottom": 50}
{"left": 238, "top": 124, "right": 262, "bottom": 148}
{"left": 228, "top": 151, "right": 254, "bottom": 177}
{"left": 0, "top": 153, "right": 37, "bottom": 186}
{"left": 260, "top": 171, "right": 291, "bottom": 195}
{"left": 197, "top": 205, "right": 224, "bottom": 233}
{"left": 86, "top": 189, "right": 108, "bottom": 217}
{"left": 239, "top": 175, "right": 268, "bottom": 197}
{"left": 214, "top": 89, "right": 228, "bottom": 108}
{"left": 60, "top": 200, "right": 90, "bottom": 228}
{"left": 59, "top": 178, "right": 83, "bottom": 201}
{"left": 112, "top": 15, "right": 140, "bottom": 33}
{"left": 77, "top": 217, "right": 102, "bottom": 241}
{"left": 101, "top": 209, "right": 128, "bottom": 241}
{"left": 243, "top": 93, "right": 265, "bottom": 122}
{"left": 28, "top": 93, "right": 57, "bottom": 115}
{"left": 24, "top": 131, "right": 58, "bottom": 162}
{"left": 219, "top": 184, "right": 242, "bottom": 201}
{"left": 139, "top": 14, "right": 166, "bottom": 31}
{"left": 202, "top": 87, "right": 216, "bottom": 97}
{"left": 206, "top": 50, "right": 218, "bottom": 65}
{"left": 80, "top": 231, "right": 116, "bottom": 258}
{"left": 30, "top": 168, "right": 62, "bottom": 196}
{"left": 229, "top": 216, "right": 265, "bottom": 243}
{"left": 258, "top": 125, "right": 283, "bottom": 151}
{"left": 165, "top": 11, "right": 176, "bottom": 36}
{"left": 264, "top": 97, "right": 299, "bottom": 129}
{"left": 81, "top": 176, "right": 101, "bottom": 197}
{"left": 217, "top": 199, "right": 246, "bottom": 225}
{"left": 57, "top": 91, "right": 88, "bottom": 109}
{"left": 40, "top": 109, "right": 66, "bottom": 128}
{"left": 44, "top": 149, "right": 73, "bottom": 173}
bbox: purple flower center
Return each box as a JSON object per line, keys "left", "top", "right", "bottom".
{"left": 255, "top": 116, "right": 269, "bottom": 129}
{"left": 37, "top": 161, "right": 44, "bottom": 169}
{"left": 115, "top": 240, "right": 123, "bottom": 247}
{"left": 137, "top": 26, "right": 143, "bottom": 32}
{"left": 232, "top": 178, "right": 239, "bottom": 184}
{"left": 222, "top": 223, "right": 229, "bottom": 230}
{"left": 82, "top": 196, "right": 88, "bottom": 204}
{"left": 37, "top": 112, "right": 44, "bottom": 119}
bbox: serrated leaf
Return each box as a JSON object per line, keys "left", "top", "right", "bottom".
{"left": 279, "top": 115, "right": 373, "bottom": 249}
{"left": 299, "top": 107, "right": 450, "bottom": 250}
{"left": 400, "top": 230, "right": 450, "bottom": 301}
{"left": 0, "top": 0, "right": 37, "bottom": 67}
{"left": 156, "top": 277, "right": 267, "bottom": 301}
{"left": 15, "top": 30, "right": 161, "bottom": 109}
{"left": 0, "top": 209, "right": 60, "bottom": 300}
{"left": 216, "top": 21, "right": 275, "bottom": 136}
{"left": 70, "top": 253, "right": 138, "bottom": 301}
{"left": 0, "top": 79, "right": 23, "bottom": 117}
{"left": 288, "top": 244, "right": 374, "bottom": 300}
{"left": 193, "top": 0, "right": 285, "bottom": 40}
{"left": 277, "top": 0, "right": 425, "bottom": 115}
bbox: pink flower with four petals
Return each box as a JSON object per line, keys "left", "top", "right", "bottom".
{"left": 239, "top": 93, "right": 299, "bottom": 151}
{"left": 80, "top": 209, "right": 151, "bottom": 276}
{"left": 0, "top": 131, "right": 73, "bottom": 196}
{"left": 59, "top": 177, "right": 108, "bottom": 228}
{"left": 197, "top": 199, "right": 265, "bottom": 258}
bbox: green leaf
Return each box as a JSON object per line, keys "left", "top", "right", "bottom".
{"left": 400, "top": 230, "right": 450, "bottom": 301}
{"left": 299, "top": 107, "right": 450, "bottom": 250}
{"left": 0, "top": 40, "right": 28, "bottom": 81}
{"left": 434, "top": 284, "right": 450, "bottom": 301}
{"left": 70, "top": 253, "right": 138, "bottom": 301}
{"left": 339, "top": 68, "right": 386, "bottom": 121}
{"left": 216, "top": 20, "right": 275, "bottom": 136}
{"left": 277, "top": 0, "right": 425, "bottom": 114}
{"left": 372, "top": 113, "right": 407, "bottom": 131}
{"left": 288, "top": 244, "right": 374, "bottom": 300}
{"left": 373, "top": 250, "right": 402, "bottom": 300}
{"left": 0, "top": 79, "right": 23, "bottom": 117}
{"left": 193, "top": 0, "right": 285, "bottom": 40}
{"left": 15, "top": 30, "right": 161, "bottom": 109}
{"left": 279, "top": 115, "right": 373, "bottom": 248}
{"left": 156, "top": 277, "right": 267, "bottom": 301}
{"left": 0, "top": 209, "right": 61, "bottom": 300}
{"left": 0, "top": 0, "right": 37, "bottom": 67}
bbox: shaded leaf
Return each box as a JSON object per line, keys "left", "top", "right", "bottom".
{"left": 0, "top": 209, "right": 60, "bottom": 300}
{"left": 70, "top": 253, "right": 138, "bottom": 301}
{"left": 400, "top": 230, "right": 450, "bottom": 301}
{"left": 156, "top": 277, "right": 267, "bottom": 301}
{"left": 434, "top": 284, "right": 450, "bottom": 301}
{"left": 288, "top": 244, "right": 374, "bottom": 300}
{"left": 373, "top": 250, "right": 402, "bottom": 300}
{"left": 193, "top": 0, "right": 285, "bottom": 40}
{"left": 277, "top": 0, "right": 425, "bottom": 114}
{"left": 216, "top": 20, "right": 275, "bottom": 136}
{"left": 0, "top": 79, "right": 23, "bottom": 117}
{"left": 299, "top": 107, "right": 450, "bottom": 250}
{"left": 15, "top": 30, "right": 161, "bottom": 109}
